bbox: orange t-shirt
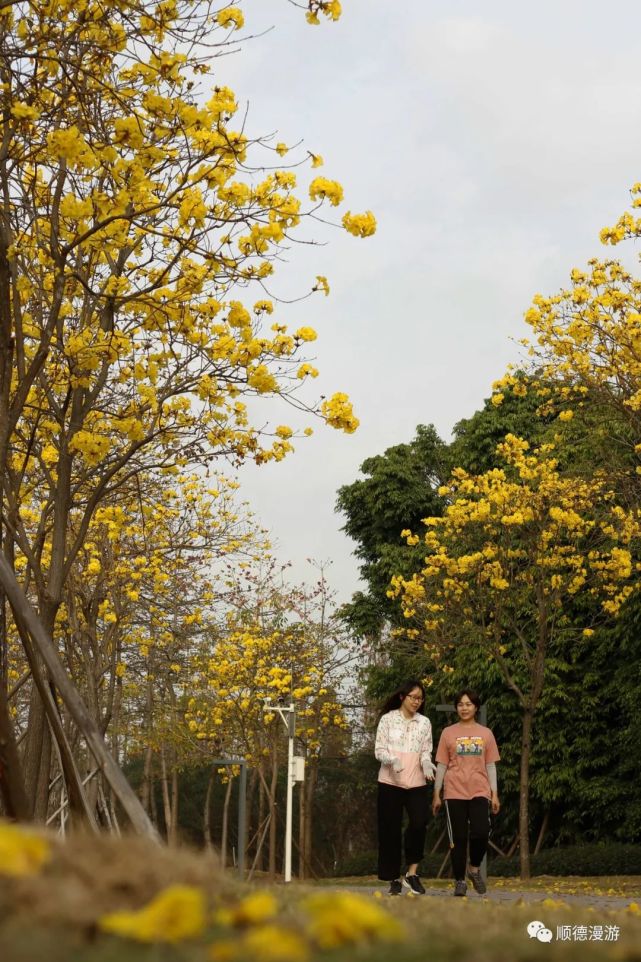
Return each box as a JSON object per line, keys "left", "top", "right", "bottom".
{"left": 435, "top": 722, "right": 500, "bottom": 800}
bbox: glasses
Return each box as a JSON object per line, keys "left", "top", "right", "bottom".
{"left": 406, "top": 694, "right": 423, "bottom": 702}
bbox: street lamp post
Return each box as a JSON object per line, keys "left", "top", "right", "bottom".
{"left": 262, "top": 699, "right": 305, "bottom": 882}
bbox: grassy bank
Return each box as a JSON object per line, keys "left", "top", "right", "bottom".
{"left": 2, "top": 824, "right": 641, "bottom": 962}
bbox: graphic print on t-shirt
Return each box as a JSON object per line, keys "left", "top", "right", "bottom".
{"left": 455, "top": 736, "right": 483, "bottom": 756}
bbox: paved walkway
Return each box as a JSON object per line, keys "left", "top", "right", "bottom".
{"left": 353, "top": 885, "right": 639, "bottom": 911}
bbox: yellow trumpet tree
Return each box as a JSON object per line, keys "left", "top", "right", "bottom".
{"left": 389, "top": 433, "right": 640, "bottom": 879}
{"left": 0, "top": 0, "right": 372, "bottom": 825}
{"left": 491, "top": 181, "right": 641, "bottom": 471}
{"left": 185, "top": 561, "right": 351, "bottom": 878}
{"left": 6, "top": 466, "right": 267, "bottom": 828}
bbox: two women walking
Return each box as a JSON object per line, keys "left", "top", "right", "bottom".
{"left": 375, "top": 684, "right": 500, "bottom": 896}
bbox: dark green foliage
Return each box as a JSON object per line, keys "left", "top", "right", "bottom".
{"left": 490, "top": 844, "right": 641, "bottom": 877}
{"left": 336, "top": 424, "right": 447, "bottom": 641}
{"left": 310, "top": 751, "right": 379, "bottom": 875}
{"left": 448, "top": 381, "right": 548, "bottom": 475}
{"left": 336, "top": 843, "right": 641, "bottom": 878}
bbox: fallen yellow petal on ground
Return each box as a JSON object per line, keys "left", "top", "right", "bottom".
{"left": 0, "top": 820, "right": 51, "bottom": 878}
{"left": 99, "top": 884, "right": 207, "bottom": 943}
{"left": 302, "top": 891, "right": 404, "bottom": 949}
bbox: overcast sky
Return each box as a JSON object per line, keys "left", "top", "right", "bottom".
{"left": 217, "top": 0, "right": 641, "bottom": 602}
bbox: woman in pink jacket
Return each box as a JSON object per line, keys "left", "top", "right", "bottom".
{"left": 374, "top": 680, "right": 435, "bottom": 896}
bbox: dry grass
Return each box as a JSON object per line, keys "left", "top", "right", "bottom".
{"left": 2, "top": 834, "right": 641, "bottom": 962}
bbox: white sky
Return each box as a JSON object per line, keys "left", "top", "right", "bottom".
{"left": 218, "top": 0, "right": 641, "bottom": 601}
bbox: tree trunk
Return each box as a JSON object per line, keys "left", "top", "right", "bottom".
{"left": 204, "top": 769, "right": 215, "bottom": 850}
{"left": 140, "top": 668, "right": 154, "bottom": 814}
{"left": 22, "top": 684, "right": 46, "bottom": 816}
{"left": 304, "top": 761, "right": 317, "bottom": 877}
{"left": 33, "top": 723, "right": 52, "bottom": 821}
{"left": 298, "top": 767, "right": 306, "bottom": 880}
{"left": 15, "top": 609, "right": 98, "bottom": 828}
{"left": 141, "top": 744, "right": 153, "bottom": 814}
{"left": 170, "top": 765, "right": 179, "bottom": 843}
{"left": 0, "top": 200, "right": 17, "bottom": 813}
{"left": 245, "top": 767, "right": 258, "bottom": 863}
{"left": 0, "top": 682, "right": 29, "bottom": 819}
{"left": 221, "top": 777, "right": 233, "bottom": 868}
{"left": 257, "top": 765, "right": 266, "bottom": 870}
{"left": 0, "top": 555, "right": 158, "bottom": 839}
{"left": 519, "top": 707, "right": 533, "bottom": 879}
{"left": 268, "top": 751, "right": 278, "bottom": 879}
{"left": 534, "top": 809, "right": 550, "bottom": 855}
{"left": 160, "top": 746, "right": 173, "bottom": 843}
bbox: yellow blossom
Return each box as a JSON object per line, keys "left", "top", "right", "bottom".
{"left": 99, "top": 885, "right": 207, "bottom": 943}
{"left": 0, "top": 822, "right": 51, "bottom": 878}
{"left": 303, "top": 892, "right": 403, "bottom": 949}
{"left": 218, "top": 891, "right": 278, "bottom": 927}
{"left": 242, "top": 925, "right": 309, "bottom": 962}
{"left": 295, "top": 327, "right": 317, "bottom": 342}
{"left": 320, "top": 393, "right": 359, "bottom": 433}
{"left": 217, "top": 7, "right": 244, "bottom": 30}
{"left": 309, "top": 177, "right": 343, "bottom": 207}
{"left": 341, "top": 210, "right": 377, "bottom": 238}
{"left": 11, "top": 102, "right": 40, "bottom": 121}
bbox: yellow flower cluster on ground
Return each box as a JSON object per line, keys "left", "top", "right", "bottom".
{"left": 0, "top": 820, "right": 51, "bottom": 877}
{"left": 97, "top": 883, "right": 403, "bottom": 958}
{"left": 302, "top": 891, "right": 404, "bottom": 949}
{"left": 100, "top": 885, "right": 207, "bottom": 943}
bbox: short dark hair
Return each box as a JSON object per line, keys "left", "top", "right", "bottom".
{"left": 380, "top": 680, "right": 426, "bottom": 717}
{"left": 453, "top": 688, "right": 481, "bottom": 712}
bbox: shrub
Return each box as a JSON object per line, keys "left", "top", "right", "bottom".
{"left": 490, "top": 843, "right": 641, "bottom": 877}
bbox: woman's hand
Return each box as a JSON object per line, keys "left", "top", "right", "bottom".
{"left": 422, "top": 759, "right": 436, "bottom": 782}
{"left": 432, "top": 793, "right": 442, "bottom": 816}
{"left": 491, "top": 792, "right": 500, "bottom": 815}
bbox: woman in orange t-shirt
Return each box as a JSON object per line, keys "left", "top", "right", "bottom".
{"left": 432, "top": 688, "right": 500, "bottom": 897}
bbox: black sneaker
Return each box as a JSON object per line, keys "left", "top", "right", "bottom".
{"left": 453, "top": 879, "right": 467, "bottom": 897}
{"left": 402, "top": 874, "right": 426, "bottom": 895}
{"left": 467, "top": 869, "right": 487, "bottom": 895}
{"left": 388, "top": 879, "right": 403, "bottom": 896}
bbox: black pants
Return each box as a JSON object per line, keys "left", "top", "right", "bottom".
{"left": 445, "top": 797, "right": 491, "bottom": 880}
{"left": 377, "top": 782, "right": 429, "bottom": 881}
